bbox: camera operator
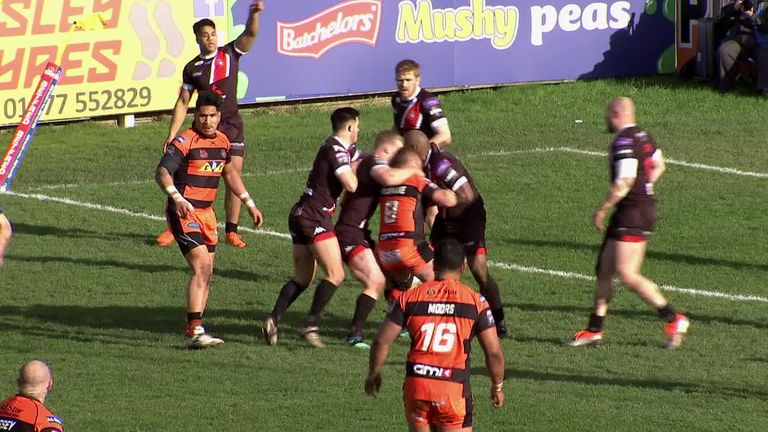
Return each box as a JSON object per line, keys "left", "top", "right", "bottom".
{"left": 717, "top": 0, "right": 757, "bottom": 93}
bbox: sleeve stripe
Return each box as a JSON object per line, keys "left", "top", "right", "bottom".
{"left": 335, "top": 165, "right": 352, "bottom": 176}
{"left": 431, "top": 117, "right": 448, "bottom": 129}
{"left": 451, "top": 177, "right": 469, "bottom": 191}
{"left": 615, "top": 158, "right": 638, "bottom": 179}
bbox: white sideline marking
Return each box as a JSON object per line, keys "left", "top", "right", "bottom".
{"left": 3, "top": 189, "right": 766, "bottom": 303}
{"left": 488, "top": 261, "right": 768, "bottom": 303}
{"left": 25, "top": 167, "right": 308, "bottom": 192}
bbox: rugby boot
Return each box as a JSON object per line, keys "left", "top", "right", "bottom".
{"left": 226, "top": 232, "right": 247, "bottom": 248}
{"left": 299, "top": 326, "right": 326, "bottom": 348}
{"left": 664, "top": 314, "right": 690, "bottom": 350}
{"left": 263, "top": 316, "right": 278, "bottom": 346}
{"left": 156, "top": 229, "right": 174, "bottom": 247}
{"left": 566, "top": 329, "right": 604, "bottom": 347}
{"left": 184, "top": 326, "right": 224, "bottom": 349}
{"left": 345, "top": 335, "right": 371, "bottom": 350}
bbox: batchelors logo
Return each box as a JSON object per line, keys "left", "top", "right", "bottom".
{"left": 277, "top": 0, "right": 382, "bottom": 59}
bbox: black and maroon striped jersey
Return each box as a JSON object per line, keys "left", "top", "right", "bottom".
{"left": 386, "top": 278, "right": 495, "bottom": 399}
{"left": 182, "top": 41, "right": 243, "bottom": 117}
{"left": 159, "top": 128, "right": 230, "bottom": 209}
{"left": 336, "top": 154, "right": 388, "bottom": 230}
{"left": 297, "top": 137, "right": 359, "bottom": 215}
{"left": 610, "top": 125, "right": 659, "bottom": 207}
{"left": 426, "top": 146, "right": 481, "bottom": 220}
{"left": 392, "top": 88, "right": 447, "bottom": 139}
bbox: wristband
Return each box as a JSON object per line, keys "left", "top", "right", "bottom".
{"left": 165, "top": 185, "right": 179, "bottom": 196}
{"left": 245, "top": 198, "right": 256, "bottom": 208}
{"left": 492, "top": 382, "right": 503, "bottom": 392}
{"left": 239, "top": 192, "right": 256, "bottom": 208}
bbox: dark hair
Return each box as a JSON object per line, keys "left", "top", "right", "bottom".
{"left": 196, "top": 91, "right": 222, "bottom": 111}
{"left": 193, "top": 19, "right": 216, "bottom": 36}
{"left": 330, "top": 107, "right": 360, "bottom": 132}
{"left": 390, "top": 147, "right": 420, "bottom": 168}
{"left": 433, "top": 239, "right": 466, "bottom": 273}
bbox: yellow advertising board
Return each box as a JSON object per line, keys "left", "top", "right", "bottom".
{"left": 0, "top": 0, "right": 229, "bottom": 127}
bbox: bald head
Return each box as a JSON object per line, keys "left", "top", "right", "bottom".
{"left": 17, "top": 360, "right": 52, "bottom": 401}
{"left": 403, "top": 130, "right": 430, "bottom": 161}
{"left": 605, "top": 97, "right": 636, "bottom": 133}
{"left": 390, "top": 147, "right": 423, "bottom": 170}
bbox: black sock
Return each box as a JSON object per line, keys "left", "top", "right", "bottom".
{"left": 492, "top": 308, "right": 505, "bottom": 324}
{"left": 305, "top": 280, "right": 338, "bottom": 327}
{"left": 225, "top": 222, "right": 238, "bottom": 234}
{"left": 186, "top": 312, "right": 203, "bottom": 323}
{"left": 657, "top": 304, "right": 677, "bottom": 322}
{"left": 349, "top": 293, "right": 377, "bottom": 337}
{"left": 271, "top": 280, "right": 308, "bottom": 323}
{"left": 587, "top": 313, "right": 604, "bottom": 332}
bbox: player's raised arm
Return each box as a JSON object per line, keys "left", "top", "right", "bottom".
{"left": 235, "top": 1, "right": 265, "bottom": 53}
{"left": 165, "top": 88, "right": 193, "bottom": 145}
{"left": 477, "top": 325, "right": 506, "bottom": 408}
{"left": 429, "top": 185, "right": 458, "bottom": 208}
{"left": 223, "top": 163, "right": 263, "bottom": 228}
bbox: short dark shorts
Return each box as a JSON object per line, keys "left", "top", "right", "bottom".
{"left": 336, "top": 224, "right": 375, "bottom": 263}
{"left": 606, "top": 201, "right": 657, "bottom": 242}
{"left": 219, "top": 113, "right": 245, "bottom": 157}
{"left": 288, "top": 203, "right": 336, "bottom": 245}
{"left": 430, "top": 198, "right": 487, "bottom": 256}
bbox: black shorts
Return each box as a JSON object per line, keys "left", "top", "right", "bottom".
{"left": 336, "top": 224, "right": 375, "bottom": 263}
{"left": 288, "top": 203, "right": 336, "bottom": 245}
{"left": 606, "top": 201, "right": 657, "bottom": 242}
{"left": 219, "top": 113, "right": 245, "bottom": 157}
{"left": 429, "top": 198, "right": 487, "bottom": 256}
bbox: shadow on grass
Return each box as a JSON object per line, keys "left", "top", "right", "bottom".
{"left": 471, "top": 366, "right": 768, "bottom": 401}
{"left": 12, "top": 222, "right": 153, "bottom": 242}
{"left": 500, "top": 237, "right": 768, "bottom": 273}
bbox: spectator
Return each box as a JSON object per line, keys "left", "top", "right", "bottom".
{"left": 717, "top": 0, "right": 757, "bottom": 93}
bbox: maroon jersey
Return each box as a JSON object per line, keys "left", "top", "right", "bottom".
{"left": 297, "top": 137, "right": 359, "bottom": 215}
{"left": 610, "top": 126, "right": 659, "bottom": 209}
{"left": 336, "top": 154, "right": 388, "bottom": 230}
{"left": 182, "top": 41, "right": 243, "bottom": 117}
{"left": 426, "top": 146, "right": 481, "bottom": 220}
{"left": 392, "top": 88, "right": 447, "bottom": 139}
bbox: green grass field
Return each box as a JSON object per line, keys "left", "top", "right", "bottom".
{"left": 1, "top": 76, "right": 767, "bottom": 431}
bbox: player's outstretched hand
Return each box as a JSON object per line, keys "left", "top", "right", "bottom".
{"left": 364, "top": 373, "right": 382, "bottom": 396}
{"left": 251, "top": 1, "right": 265, "bottom": 13}
{"left": 490, "top": 386, "right": 505, "bottom": 408}
{"left": 592, "top": 208, "right": 606, "bottom": 232}
{"left": 249, "top": 206, "right": 264, "bottom": 228}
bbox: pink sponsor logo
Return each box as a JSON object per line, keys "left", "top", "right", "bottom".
{"left": 277, "top": 0, "right": 382, "bottom": 59}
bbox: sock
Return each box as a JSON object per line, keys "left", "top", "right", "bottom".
{"left": 225, "top": 222, "right": 238, "bottom": 234}
{"left": 271, "top": 280, "right": 308, "bottom": 324}
{"left": 349, "top": 293, "right": 377, "bottom": 338}
{"left": 185, "top": 312, "right": 203, "bottom": 337}
{"left": 492, "top": 308, "right": 505, "bottom": 324}
{"left": 305, "top": 280, "right": 338, "bottom": 327}
{"left": 657, "top": 304, "right": 677, "bottom": 322}
{"left": 587, "top": 313, "right": 604, "bottom": 332}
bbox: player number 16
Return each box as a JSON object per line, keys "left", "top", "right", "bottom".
{"left": 419, "top": 322, "right": 457, "bottom": 353}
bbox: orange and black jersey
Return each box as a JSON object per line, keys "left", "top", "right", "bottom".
{"left": 610, "top": 125, "right": 659, "bottom": 207}
{"left": 297, "top": 137, "right": 360, "bottom": 215}
{"left": 182, "top": 41, "right": 243, "bottom": 117}
{"left": 0, "top": 395, "right": 64, "bottom": 432}
{"left": 386, "top": 279, "right": 495, "bottom": 398}
{"left": 378, "top": 175, "right": 438, "bottom": 241}
{"left": 336, "top": 154, "right": 388, "bottom": 231}
{"left": 159, "top": 128, "right": 230, "bottom": 209}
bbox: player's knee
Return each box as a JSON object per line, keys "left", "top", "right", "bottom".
{"left": 191, "top": 261, "right": 213, "bottom": 279}
{"left": 617, "top": 269, "right": 640, "bottom": 286}
{"left": 325, "top": 267, "right": 345, "bottom": 286}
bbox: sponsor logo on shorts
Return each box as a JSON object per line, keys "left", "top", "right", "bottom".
{"left": 277, "top": 0, "right": 382, "bottom": 59}
{"left": 187, "top": 222, "right": 201, "bottom": 229}
{"left": 313, "top": 226, "right": 327, "bottom": 236}
{"left": 413, "top": 363, "right": 453, "bottom": 378}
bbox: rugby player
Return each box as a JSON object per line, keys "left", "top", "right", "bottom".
{"left": 0, "top": 360, "right": 64, "bottom": 432}
{"left": 405, "top": 130, "right": 508, "bottom": 338}
{"left": 366, "top": 239, "right": 505, "bottom": 432}
{"left": 568, "top": 97, "right": 690, "bottom": 349}
{"left": 337, "top": 131, "right": 424, "bottom": 349}
{"left": 392, "top": 59, "right": 452, "bottom": 149}
{"left": 157, "top": 1, "right": 265, "bottom": 249}
{"left": 263, "top": 107, "right": 361, "bottom": 349}
{"left": 155, "top": 92, "right": 264, "bottom": 349}
{"left": 376, "top": 148, "right": 458, "bottom": 301}
{"left": 0, "top": 207, "right": 12, "bottom": 268}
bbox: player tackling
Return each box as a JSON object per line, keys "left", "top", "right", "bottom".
{"left": 568, "top": 97, "right": 689, "bottom": 349}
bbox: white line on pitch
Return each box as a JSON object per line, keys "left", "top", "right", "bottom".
{"left": 487, "top": 261, "right": 768, "bottom": 303}
{"left": 3, "top": 190, "right": 765, "bottom": 303}
{"left": 24, "top": 167, "right": 308, "bottom": 192}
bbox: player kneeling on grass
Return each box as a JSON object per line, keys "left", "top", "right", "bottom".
{"left": 568, "top": 97, "right": 689, "bottom": 350}
{"left": 155, "top": 92, "right": 263, "bottom": 349}
{"left": 366, "top": 239, "right": 505, "bottom": 432}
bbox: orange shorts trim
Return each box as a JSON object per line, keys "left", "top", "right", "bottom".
{"left": 404, "top": 392, "right": 472, "bottom": 429}
{"left": 376, "top": 239, "right": 433, "bottom": 276}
